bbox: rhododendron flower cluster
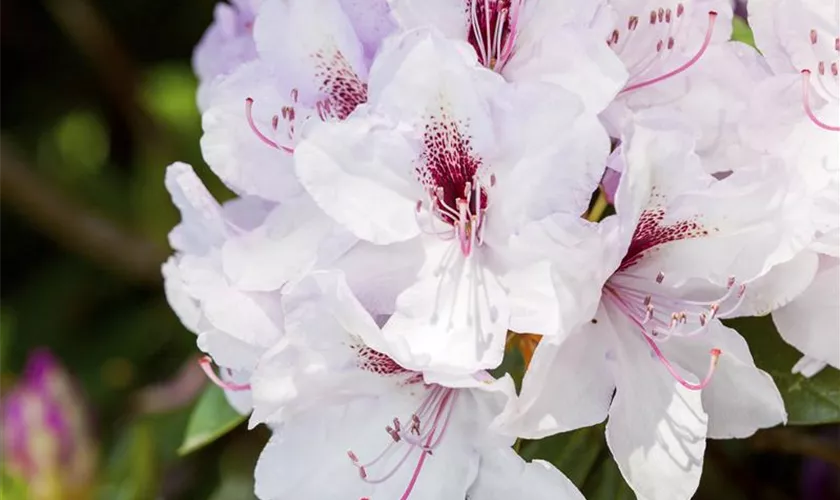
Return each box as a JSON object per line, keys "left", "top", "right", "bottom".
{"left": 166, "top": 0, "right": 839, "bottom": 498}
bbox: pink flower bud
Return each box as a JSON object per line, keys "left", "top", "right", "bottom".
{"left": 1, "top": 349, "right": 97, "bottom": 499}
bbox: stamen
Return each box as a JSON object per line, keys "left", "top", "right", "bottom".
{"left": 470, "top": 1, "right": 489, "bottom": 66}
{"left": 346, "top": 388, "right": 457, "bottom": 496}
{"left": 245, "top": 98, "right": 294, "bottom": 153}
{"left": 800, "top": 70, "right": 840, "bottom": 132}
{"left": 198, "top": 356, "right": 251, "bottom": 391}
{"left": 620, "top": 11, "right": 718, "bottom": 94}
{"left": 643, "top": 336, "right": 722, "bottom": 390}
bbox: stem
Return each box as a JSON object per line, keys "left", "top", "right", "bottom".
{"left": 586, "top": 189, "right": 609, "bottom": 222}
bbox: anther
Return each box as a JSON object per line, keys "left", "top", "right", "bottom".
{"left": 386, "top": 425, "right": 401, "bottom": 442}
{"left": 656, "top": 271, "right": 665, "bottom": 284}
{"left": 810, "top": 29, "right": 818, "bottom": 44}
{"left": 620, "top": 11, "right": 718, "bottom": 94}
{"left": 649, "top": 10, "right": 657, "bottom": 24}
{"left": 665, "top": 8, "right": 672, "bottom": 23}
{"left": 629, "top": 16, "right": 639, "bottom": 30}
{"left": 271, "top": 115, "right": 279, "bottom": 130}
{"left": 819, "top": 61, "right": 825, "bottom": 75}
{"left": 658, "top": 7, "right": 664, "bottom": 22}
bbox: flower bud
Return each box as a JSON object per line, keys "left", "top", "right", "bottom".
{"left": 1, "top": 349, "right": 97, "bottom": 499}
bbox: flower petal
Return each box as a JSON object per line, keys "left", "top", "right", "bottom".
{"left": 382, "top": 239, "right": 510, "bottom": 375}
{"left": 661, "top": 322, "right": 787, "bottom": 438}
{"left": 498, "top": 304, "right": 616, "bottom": 439}
{"left": 773, "top": 255, "right": 840, "bottom": 371}
{"left": 605, "top": 306, "right": 708, "bottom": 500}
{"left": 468, "top": 447, "right": 584, "bottom": 500}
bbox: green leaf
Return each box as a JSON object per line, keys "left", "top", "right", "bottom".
{"left": 727, "top": 316, "right": 840, "bottom": 425}
{"left": 98, "top": 420, "right": 158, "bottom": 500}
{"left": 179, "top": 385, "right": 248, "bottom": 456}
{"left": 520, "top": 425, "right": 605, "bottom": 487}
{"left": 581, "top": 453, "right": 635, "bottom": 500}
{"left": 1, "top": 468, "right": 30, "bottom": 500}
{"left": 731, "top": 16, "right": 756, "bottom": 48}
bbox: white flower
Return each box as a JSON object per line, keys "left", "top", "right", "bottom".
{"left": 193, "top": 0, "right": 262, "bottom": 111}
{"left": 200, "top": 0, "right": 395, "bottom": 202}
{"left": 498, "top": 117, "right": 794, "bottom": 500}
{"left": 388, "top": 0, "right": 629, "bottom": 111}
{"left": 248, "top": 272, "right": 583, "bottom": 500}
{"left": 773, "top": 255, "right": 840, "bottom": 373}
{"left": 293, "top": 28, "right": 610, "bottom": 375}
{"left": 731, "top": 0, "right": 840, "bottom": 374}
{"left": 162, "top": 162, "right": 279, "bottom": 412}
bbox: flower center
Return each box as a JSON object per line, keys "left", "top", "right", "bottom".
{"left": 244, "top": 50, "right": 369, "bottom": 153}
{"left": 611, "top": 6, "right": 717, "bottom": 94}
{"left": 601, "top": 209, "right": 745, "bottom": 390}
{"left": 466, "top": 0, "right": 523, "bottom": 71}
{"left": 415, "top": 116, "right": 490, "bottom": 256}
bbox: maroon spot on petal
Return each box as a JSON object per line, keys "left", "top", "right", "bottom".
{"left": 416, "top": 113, "right": 487, "bottom": 223}
{"left": 619, "top": 205, "right": 709, "bottom": 271}
{"left": 314, "top": 50, "right": 368, "bottom": 120}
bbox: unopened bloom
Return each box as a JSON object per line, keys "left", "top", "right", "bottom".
{"left": 500, "top": 117, "right": 794, "bottom": 500}
{"left": 0, "top": 350, "right": 97, "bottom": 500}
{"left": 294, "top": 28, "right": 609, "bottom": 376}
{"left": 247, "top": 272, "right": 583, "bottom": 500}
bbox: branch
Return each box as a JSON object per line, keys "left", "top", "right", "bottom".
{"left": 0, "top": 138, "right": 168, "bottom": 285}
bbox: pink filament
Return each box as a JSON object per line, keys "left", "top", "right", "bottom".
{"left": 642, "top": 335, "right": 721, "bottom": 390}
{"left": 245, "top": 97, "right": 295, "bottom": 153}
{"left": 347, "top": 388, "right": 457, "bottom": 498}
{"left": 198, "top": 356, "right": 251, "bottom": 391}
{"left": 620, "top": 11, "right": 718, "bottom": 94}
{"left": 602, "top": 287, "right": 722, "bottom": 390}
{"left": 801, "top": 70, "right": 840, "bottom": 132}
{"left": 399, "top": 434, "right": 432, "bottom": 500}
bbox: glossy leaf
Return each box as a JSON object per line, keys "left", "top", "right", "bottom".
{"left": 727, "top": 316, "right": 840, "bottom": 425}
{"left": 520, "top": 425, "right": 605, "bottom": 487}
{"left": 179, "top": 385, "right": 248, "bottom": 456}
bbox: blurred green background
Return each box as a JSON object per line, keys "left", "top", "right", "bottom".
{"left": 0, "top": 1, "right": 837, "bottom": 499}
